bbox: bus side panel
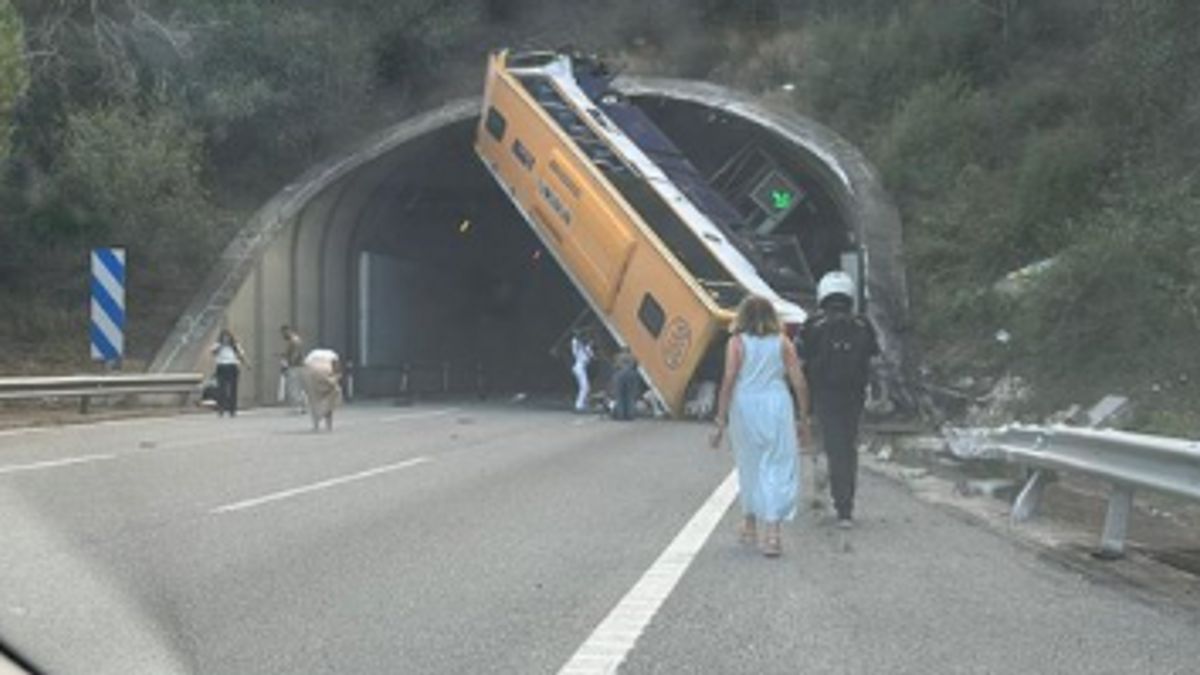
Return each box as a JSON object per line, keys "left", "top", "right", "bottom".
{"left": 476, "top": 54, "right": 728, "bottom": 415}
{"left": 609, "top": 247, "right": 725, "bottom": 416}
{"left": 478, "top": 71, "right": 631, "bottom": 312}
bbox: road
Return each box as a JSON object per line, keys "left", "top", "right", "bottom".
{"left": 0, "top": 404, "right": 1196, "bottom": 674}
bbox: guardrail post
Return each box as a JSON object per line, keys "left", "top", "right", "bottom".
{"left": 1010, "top": 469, "right": 1051, "bottom": 523}
{"left": 442, "top": 362, "right": 450, "bottom": 393}
{"left": 1096, "top": 484, "right": 1134, "bottom": 560}
{"left": 79, "top": 395, "right": 91, "bottom": 415}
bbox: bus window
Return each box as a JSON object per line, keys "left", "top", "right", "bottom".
{"left": 485, "top": 107, "right": 507, "bottom": 142}
{"left": 638, "top": 293, "right": 666, "bottom": 338}
{"left": 511, "top": 139, "right": 534, "bottom": 169}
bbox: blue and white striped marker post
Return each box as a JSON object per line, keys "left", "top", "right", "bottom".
{"left": 90, "top": 247, "right": 126, "bottom": 363}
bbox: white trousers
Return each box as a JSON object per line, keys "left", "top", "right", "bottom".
{"left": 572, "top": 361, "right": 589, "bottom": 410}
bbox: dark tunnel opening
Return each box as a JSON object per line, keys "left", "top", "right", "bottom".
{"left": 347, "top": 98, "right": 854, "bottom": 401}
{"left": 350, "top": 118, "right": 585, "bottom": 399}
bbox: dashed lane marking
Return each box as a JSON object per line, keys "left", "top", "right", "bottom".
{"left": 210, "top": 456, "right": 432, "bottom": 514}
{"left": 0, "top": 453, "right": 117, "bottom": 476}
{"left": 558, "top": 469, "right": 739, "bottom": 675}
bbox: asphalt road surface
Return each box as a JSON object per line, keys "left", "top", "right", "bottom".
{"left": 0, "top": 404, "right": 1196, "bottom": 674}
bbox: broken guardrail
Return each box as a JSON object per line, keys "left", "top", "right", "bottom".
{"left": 0, "top": 373, "right": 204, "bottom": 414}
{"left": 976, "top": 424, "right": 1200, "bottom": 559}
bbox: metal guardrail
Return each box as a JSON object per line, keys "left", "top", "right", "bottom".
{"left": 0, "top": 373, "right": 205, "bottom": 414}
{"left": 981, "top": 424, "right": 1200, "bottom": 559}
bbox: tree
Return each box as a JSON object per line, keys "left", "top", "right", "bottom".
{"left": 0, "top": 0, "right": 28, "bottom": 161}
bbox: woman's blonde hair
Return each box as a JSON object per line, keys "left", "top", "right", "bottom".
{"left": 732, "top": 295, "right": 780, "bottom": 336}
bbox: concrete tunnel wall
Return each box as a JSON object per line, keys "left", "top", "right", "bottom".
{"left": 150, "top": 78, "right": 911, "bottom": 407}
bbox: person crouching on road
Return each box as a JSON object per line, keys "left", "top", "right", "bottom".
{"left": 797, "top": 271, "right": 880, "bottom": 529}
{"left": 211, "top": 328, "right": 250, "bottom": 417}
{"left": 302, "top": 348, "right": 342, "bottom": 432}
{"left": 712, "top": 296, "right": 813, "bottom": 557}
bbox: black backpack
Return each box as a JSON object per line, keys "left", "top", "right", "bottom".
{"left": 808, "top": 312, "right": 874, "bottom": 390}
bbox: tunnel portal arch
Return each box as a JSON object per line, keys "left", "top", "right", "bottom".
{"left": 151, "top": 78, "right": 910, "bottom": 406}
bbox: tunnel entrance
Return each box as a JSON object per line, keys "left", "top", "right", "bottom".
{"left": 153, "top": 77, "right": 907, "bottom": 410}
{"left": 346, "top": 99, "right": 853, "bottom": 401}
{"left": 350, "top": 119, "right": 584, "bottom": 398}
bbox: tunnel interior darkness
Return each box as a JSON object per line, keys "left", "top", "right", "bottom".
{"left": 346, "top": 97, "right": 852, "bottom": 400}
{"left": 349, "top": 119, "right": 584, "bottom": 398}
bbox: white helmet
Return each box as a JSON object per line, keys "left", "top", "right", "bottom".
{"left": 817, "top": 271, "right": 856, "bottom": 306}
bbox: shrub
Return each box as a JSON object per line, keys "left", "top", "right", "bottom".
{"left": 1011, "top": 120, "right": 1107, "bottom": 257}
{"left": 1015, "top": 176, "right": 1200, "bottom": 394}
{"left": 874, "top": 73, "right": 986, "bottom": 203}
{"left": 0, "top": 0, "right": 27, "bottom": 161}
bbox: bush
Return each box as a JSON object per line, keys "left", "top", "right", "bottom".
{"left": 45, "top": 102, "right": 230, "bottom": 357}
{"left": 1088, "top": 0, "right": 1200, "bottom": 138}
{"left": 0, "top": 0, "right": 27, "bottom": 161}
{"left": 1011, "top": 120, "right": 1107, "bottom": 257}
{"left": 874, "top": 74, "right": 986, "bottom": 203}
{"left": 796, "top": 2, "right": 1002, "bottom": 136}
{"left": 1015, "top": 176, "right": 1200, "bottom": 395}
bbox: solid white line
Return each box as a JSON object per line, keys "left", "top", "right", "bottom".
{"left": 211, "top": 456, "right": 432, "bottom": 514}
{"left": 558, "top": 470, "right": 739, "bottom": 675}
{"left": 0, "top": 453, "right": 117, "bottom": 476}
{"left": 380, "top": 408, "right": 458, "bottom": 423}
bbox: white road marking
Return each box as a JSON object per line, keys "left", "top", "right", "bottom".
{"left": 558, "top": 469, "right": 739, "bottom": 675}
{"left": 0, "top": 427, "right": 51, "bottom": 439}
{"left": 0, "top": 453, "right": 116, "bottom": 476}
{"left": 211, "top": 456, "right": 432, "bottom": 514}
{"left": 380, "top": 408, "right": 458, "bottom": 423}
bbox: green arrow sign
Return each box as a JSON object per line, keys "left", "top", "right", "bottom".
{"left": 771, "top": 189, "right": 794, "bottom": 211}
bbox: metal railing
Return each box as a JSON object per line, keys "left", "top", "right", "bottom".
{"left": 979, "top": 424, "right": 1200, "bottom": 558}
{"left": 0, "top": 373, "right": 205, "bottom": 414}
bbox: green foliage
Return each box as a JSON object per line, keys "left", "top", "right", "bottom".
{"left": 1088, "top": 0, "right": 1200, "bottom": 137}
{"left": 0, "top": 0, "right": 27, "bottom": 161}
{"left": 1012, "top": 175, "right": 1200, "bottom": 418}
{"left": 1011, "top": 121, "right": 1107, "bottom": 257}
{"left": 182, "top": 3, "right": 376, "bottom": 173}
{"left": 755, "top": 0, "right": 1199, "bottom": 428}
{"left": 796, "top": 2, "right": 1002, "bottom": 136}
{"left": 53, "top": 103, "right": 222, "bottom": 276}
{"left": 1020, "top": 178, "right": 1200, "bottom": 371}
{"left": 875, "top": 74, "right": 986, "bottom": 202}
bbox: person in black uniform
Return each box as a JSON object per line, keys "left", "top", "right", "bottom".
{"left": 609, "top": 348, "right": 641, "bottom": 421}
{"left": 796, "top": 271, "right": 879, "bottom": 528}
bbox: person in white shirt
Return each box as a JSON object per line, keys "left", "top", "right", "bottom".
{"left": 211, "top": 329, "right": 250, "bottom": 417}
{"left": 570, "top": 331, "right": 593, "bottom": 412}
{"left": 302, "top": 348, "right": 342, "bottom": 432}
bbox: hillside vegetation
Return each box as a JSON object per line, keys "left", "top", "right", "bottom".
{"left": 1, "top": 1, "right": 1197, "bottom": 432}
{"left": 736, "top": 0, "right": 1200, "bottom": 432}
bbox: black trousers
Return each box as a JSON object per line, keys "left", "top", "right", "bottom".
{"left": 216, "top": 364, "right": 240, "bottom": 415}
{"left": 611, "top": 367, "right": 640, "bottom": 420}
{"left": 813, "top": 389, "right": 865, "bottom": 519}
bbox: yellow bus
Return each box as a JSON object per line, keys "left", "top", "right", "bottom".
{"left": 474, "top": 50, "right": 806, "bottom": 416}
